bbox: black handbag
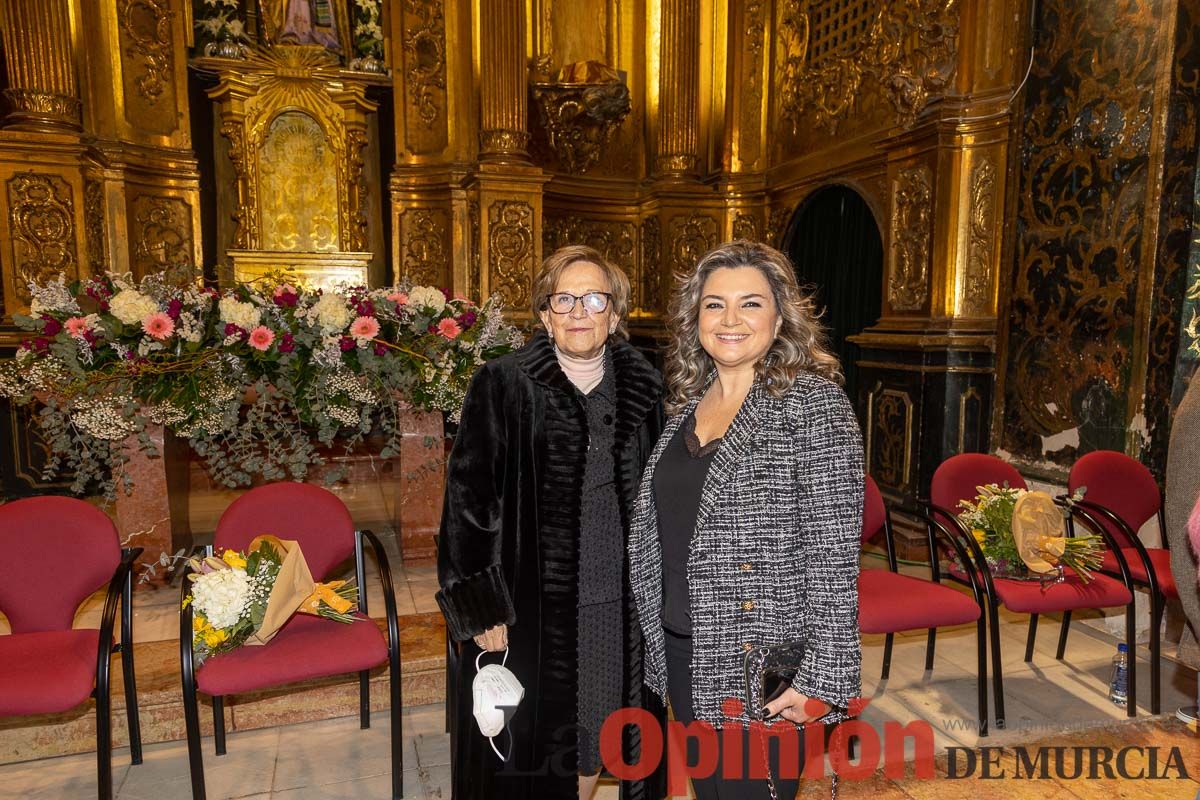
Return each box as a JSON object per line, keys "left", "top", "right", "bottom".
{"left": 743, "top": 640, "right": 839, "bottom": 800}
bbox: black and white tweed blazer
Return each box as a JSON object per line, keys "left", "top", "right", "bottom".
{"left": 628, "top": 372, "right": 864, "bottom": 725}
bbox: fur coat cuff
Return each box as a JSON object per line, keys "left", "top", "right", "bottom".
{"left": 436, "top": 563, "right": 517, "bottom": 641}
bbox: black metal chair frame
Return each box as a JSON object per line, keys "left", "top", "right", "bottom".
{"left": 1064, "top": 498, "right": 1168, "bottom": 714}
{"left": 883, "top": 504, "right": 990, "bottom": 735}
{"left": 179, "top": 530, "right": 403, "bottom": 800}
{"left": 921, "top": 499, "right": 1137, "bottom": 730}
{"left": 91, "top": 546, "right": 145, "bottom": 800}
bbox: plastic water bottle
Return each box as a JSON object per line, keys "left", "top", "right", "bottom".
{"left": 1108, "top": 643, "right": 1128, "bottom": 707}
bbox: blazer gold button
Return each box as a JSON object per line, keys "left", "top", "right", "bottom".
{"left": 742, "top": 600, "right": 755, "bottom": 611}
{"left": 742, "top": 642, "right": 753, "bottom": 652}
{"left": 740, "top": 563, "right": 752, "bottom": 571}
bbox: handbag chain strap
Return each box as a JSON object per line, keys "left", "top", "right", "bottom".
{"left": 755, "top": 720, "right": 839, "bottom": 800}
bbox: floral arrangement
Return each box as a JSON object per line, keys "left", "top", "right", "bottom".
{"left": 194, "top": 0, "right": 248, "bottom": 45}
{"left": 956, "top": 484, "right": 1105, "bottom": 585}
{"left": 185, "top": 535, "right": 357, "bottom": 665}
{"left": 351, "top": 0, "right": 385, "bottom": 61}
{"left": 0, "top": 270, "right": 522, "bottom": 497}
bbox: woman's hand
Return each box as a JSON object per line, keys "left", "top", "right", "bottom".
{"left": 761, "top": 687, "right": 829, "bottom": 724}
{"left": 473, "top": 624, "right": 508, "bottom": 652}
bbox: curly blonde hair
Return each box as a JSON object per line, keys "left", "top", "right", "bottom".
{"left": 663, "top": 240, "right": 843, "bottom": 414}
{"left": 530, "top": 245, "right": 631, "bottom": 339}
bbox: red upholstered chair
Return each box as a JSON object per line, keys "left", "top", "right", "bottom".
{"left": 180, "top": 483, "right": 402, "bottom": 800}
{"left": 0, "top": 496, "right": 143, "bottom": 800}
{"left": 925, "top": 454, "right": 1136, "bottom": 729}
{"left": 1067, "top": 450, "right": 1170, "bottom": 713}
{"left": 859, "top": 477, "right": 990, "bottom": 733}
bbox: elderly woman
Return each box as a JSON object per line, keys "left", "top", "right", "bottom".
{"left": 437, "top": 245, "right": 666, "bottom": 800}
{"left": 629, "top": 241, "right": 863, "bottom": 799}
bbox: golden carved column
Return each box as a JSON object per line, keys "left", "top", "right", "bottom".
{"left": 654, "top": 0, "right": 700, "bottom": 176}
{"left": 389, "top": 0, "right": 467, "bottom": 292}
{"left": 74, "top": 0, "right": 201, "bottom": 284}
{"left": 0, "top": 0, "right": 81, "bottom": 131}
{"left": 478, "top": 0, "right": 530, "bottom": 162}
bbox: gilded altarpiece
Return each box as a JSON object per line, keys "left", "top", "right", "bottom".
{"left": 762, "top": 0, "right": 1020, "bottom": 525}
{"left": 197, "top": 46, "right": 382, "bottom": 287}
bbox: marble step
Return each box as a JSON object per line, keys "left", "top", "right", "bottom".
{"left": 0, "top": 612, "right": 447, "bottom": 766}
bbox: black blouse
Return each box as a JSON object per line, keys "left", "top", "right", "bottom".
{"left": 652, "top": 411, "right": 721, "bottom": 635}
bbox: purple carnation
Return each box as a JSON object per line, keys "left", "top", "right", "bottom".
{"left": 373, "top": 341, "right": 388, "bottom": 356}
{"left": 456, "top": 310, "right": 477, "bottom": 329}
{"left": 339, "top": 337, "right": 355, "bottom": 352}
{"left": 224, "top": 323, "right": 245, "bottom": 338}
{"left": 40, "top": 316, "right": 62, "bottom": 337}
{"left": 278, "top": 333, "right": 296, "bottom": 353}
{"left": 355, "top": 299, "right": 375, "bottom": 317}
{"left": 167, "top": 299, "right": 183, "bottom": 319}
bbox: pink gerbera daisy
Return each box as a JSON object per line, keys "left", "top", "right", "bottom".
{"left": 387, "top": 292, "right": 408, "bottom": 306}
{"left": 349, "top": 315, "right": 381, "bottom": 341}
{"left": 247, "top": 326, "right": 275, "bottom": 351}
{"left": 142, "top": 312, "right": 175, "bottom": 340}
{"left": 436, "top": 318, "right": 462, "bottom": 340}
{"left": 64, "top": 317, "right": 90, "bottom": 337}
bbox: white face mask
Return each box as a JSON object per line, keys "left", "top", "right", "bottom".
{"left": 472, "top": 648, "right": 524, "bottom": 761}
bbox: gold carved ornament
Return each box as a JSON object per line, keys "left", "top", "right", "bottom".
{"left": 888, "top": 165, "right": 932, "bottom": 311}
{"left": 866, "top": 384, "right": 912, "bottom": 491}
{"left": 480, "top": 129, "right": 531, "bottom": 155}
{"left": 401, "top": 209, "right": 449, "bottom": 286}
{"left": 119, "top": 0, "right": 175, "bottom": 102}
{"left": 640, "top": 216, "right": 662, "bottom": 315}
{"left": 132, "top": 195, "right": 194, "bottom": 283}
{"left": 531, "top": 62, "right": 633, "bottom": 175}
{"left": 669, "top": 212, "right": 718, "bottom": 275}
{"left": 402, "top": 0, "right": 447, "bottom": 128}
{"left": 732, "top": 213, "right": 760, "bottom": 242}
{"left": 739, "top": 0, "right": 767, "bottom": 165}
{"left": 488, "top": 201, "right": 534, "bottom": 308}
{"left": 258, "top": 112, "right": 341, "bottom": 252}
{"left": 964, "top": 157, "right": 996, "bottom": 314}
{"left": 777, "top": 0, "right": 960, "bottom": 135}
{"left": 468, "top": 200, "right": 482, "bottom": 302}
{"left": 84, "top": 180, "right": 109, "bottom": 274}
{"left": 543, "top": 215, "right": 636, "bottom": 275}
{"left": 7, "top": 173, "right": 78, "bottom": 305}
{"left": 765, "top": 206, "right": 792, "bottom": 247}
{"left": 344, "top": 127, "right": 370, "bottom": 252}
{"left": 1186, "top": 274, "right": 1200, "bottom": 357}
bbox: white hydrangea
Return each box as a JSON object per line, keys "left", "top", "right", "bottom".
{"left": 218, "top": 297, "right": 260, "bottom": 330}
{"left": 407, "top": 285, "right": 446, "bottom": 314}
{"left": 310, "top": 292, "right": 353, "bottom": 333}
{"left": 191, "top": 568, "right": 252, "bottom": 629}
{"left": 109, "top": 290, "right": 159, "bottom": 325}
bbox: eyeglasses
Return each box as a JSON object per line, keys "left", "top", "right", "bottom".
{"left": 544, "top": 292, "right": 612, "bottom": 315}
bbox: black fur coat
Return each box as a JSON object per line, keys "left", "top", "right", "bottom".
{"left": 436, "top": 330, "right": 667, "bottom": 800}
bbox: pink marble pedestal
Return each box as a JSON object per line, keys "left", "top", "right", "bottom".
{"left": 394, "top": 409, "right": 445, "bottom": 564}
{"left": 111, "top": 423, "right": 192, "bottom": 589}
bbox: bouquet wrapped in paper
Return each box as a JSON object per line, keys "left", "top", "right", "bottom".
{"left": 956, "top": 484, "right": 1105, "bottom": 587}
{"left": 185, "top": 535, "right": 358, "bottom": 664}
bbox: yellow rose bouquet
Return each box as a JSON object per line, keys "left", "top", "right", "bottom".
{"left": 184, "top": 535, "right": 358, "bottom": 665}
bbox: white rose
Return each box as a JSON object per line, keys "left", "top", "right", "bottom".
{"left": 311, "top": 293, "right": 353, "bottom": 333}
{"left": 109, "top": 290, "right": 160, "bottom": 325}
{"left": 407, "top": 286, "right": 447, "bottom": 314}
{"left": 218, "top": 296, "right": 260, "bottom": 330}
{"left": 191, "top": 568, "right": 252, "bottom": 629}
